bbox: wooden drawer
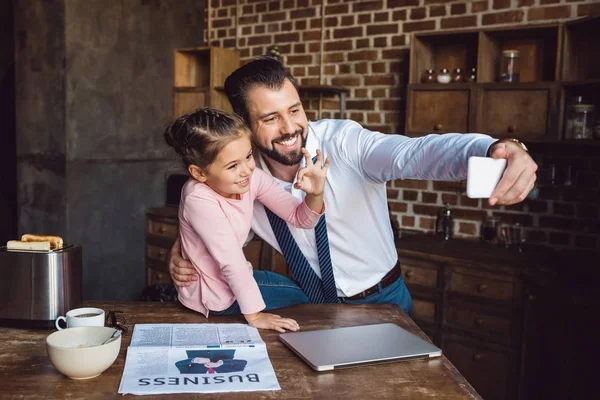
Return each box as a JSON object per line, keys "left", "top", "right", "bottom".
{"left": 147, "top": 218, "right": 178, "bottom": 240}
{"left": 400, "top": 258, "right": 440, "bottom": 288}
{"left": 412, "top": 297, "right": 438, "bottom": 324}
{"left": 447, "top": 269, "right": 515, "bottom": 303}
{"left": 147, "top": 244, "right": 169, "bottom": 263}
{"left": 446, "top": 302, "right": 513, "bottom": 342}
{"left": 407, "top": 87, "right": 471, "bottom": 134}
{"left": 147, "top": 267, "right": 172, "bottom": 286}
{"left": 476, "top": 84, "right": 558, "bottom": 140}
{"left": 443, "top": 336, "right": 514, "bottom": 400}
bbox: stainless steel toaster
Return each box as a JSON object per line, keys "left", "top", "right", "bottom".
{"left": 0, "top": 245, "right": 82, "bottom": 329}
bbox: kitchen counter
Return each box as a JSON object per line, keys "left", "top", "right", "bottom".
{"left": 395, "top": 233, "right": 598, "bottom": 290}
{"left": 0, "top": 301, "right": 481, "bottom": 399}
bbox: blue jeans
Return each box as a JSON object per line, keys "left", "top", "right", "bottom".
{"left": 210, "top": 270, "right": 309, "bottom": 316}
{"left": 340, "top": 276, "right": 413, "bottom": 315}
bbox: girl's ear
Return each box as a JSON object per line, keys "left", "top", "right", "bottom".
{"left": 188, "top": 165, "right": 207, "bottom": 182}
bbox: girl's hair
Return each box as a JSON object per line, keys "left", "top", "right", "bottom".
{"left": 164, "top": 107, "right": 248, "bottom": 171}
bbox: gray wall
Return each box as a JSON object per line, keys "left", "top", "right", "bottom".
{"left": 0, "top": 0, "right": 16, "bottom": 245}
{"left": 15, "top": 0, "right": 203, "bottom": 300}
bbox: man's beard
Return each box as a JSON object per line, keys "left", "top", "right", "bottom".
{"left": 254, "top": 128, "right": 307, "bottom": 166}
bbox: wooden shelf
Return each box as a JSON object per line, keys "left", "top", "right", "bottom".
{"left": 298, "top": 85, "right": 349, "bottom": 118}
{"left": 408, "top": 83, "right": 475, "bottom": 90}
{"left": 560, "top": 79, "right": 600, "bottom": 87}
{"left": 298, "top": 85, "right": 350, "bottom": 95}
{"left": 405, "top": 18, "right": 600, "bottom": 142}
{"left": 408, "top": 82, "right": 556, "bottom": 90}
{"left": 562, "top": 16, "right": 600, "bottom": 82}
{"left": 172, "top": 46, "right": 239, "bottom": 116}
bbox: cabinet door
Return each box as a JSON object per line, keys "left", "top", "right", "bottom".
{"left": 443, "top": 334, "right": 516, "bottom": 400}
{"left": 406, "top": 87, "right": 472, "bottom": 135}
{"left": 476, "top": 84, "right": 558, "bottom": 139}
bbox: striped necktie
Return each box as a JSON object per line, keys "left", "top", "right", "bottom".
{"left": 265, "top": 210, "right": 339, "bottom": 303}
{"left": 264, "top": 156, "right": 339, "bottom": 303}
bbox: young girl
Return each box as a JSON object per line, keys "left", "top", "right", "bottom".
{"left": 164, "top": 107, "right": 329, "bottom": 333}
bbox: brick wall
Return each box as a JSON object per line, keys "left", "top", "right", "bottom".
{"left": 206, "top": 0, "right": 600, "bottom": 251}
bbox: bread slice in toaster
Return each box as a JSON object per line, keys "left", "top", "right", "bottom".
{"left": 7, "top": 240, "right": 51, "bottom": 251}
{"left": 21, "top": 234, "right": 63, "bottom": 249}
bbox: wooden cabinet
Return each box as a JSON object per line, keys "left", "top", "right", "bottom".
{"left": 406, "top": 24, "right": 566, "bottom": 140}
{"left": 397, "top": 235, "right": 524, "bottom": 400}
{"left": 145, "top": 207, "right": 179, "bottom": 287}
{"left": 173, "top": 46, "right": 239, "bottom": 115}
{"left": 398, "top": 235, "right": 598, "bottom": 400}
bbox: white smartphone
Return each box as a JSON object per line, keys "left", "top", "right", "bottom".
{"left": 466, "top": 156, "right": 507, "bottom": 199}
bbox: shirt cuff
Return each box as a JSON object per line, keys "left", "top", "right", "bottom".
{"left": 475, "top": 136, "right": 499, "bottom": 158}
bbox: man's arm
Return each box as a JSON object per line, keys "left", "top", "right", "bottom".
{"left": 333, "top": 121, "right": 536, "bottom": 206}
{"left": 168, "top": 236, "right": 198, "bottom": 287}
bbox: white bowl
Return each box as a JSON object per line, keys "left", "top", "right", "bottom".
{"left": 46, "top": 326, "right": 122, "bottom": 380}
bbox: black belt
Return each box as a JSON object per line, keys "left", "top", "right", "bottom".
{"left": 339, "top": 261, "right": 402, "bottom": 301}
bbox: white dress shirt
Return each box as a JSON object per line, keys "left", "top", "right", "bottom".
{"left": 250, "top": 119, "right": 496, "bottom": 297}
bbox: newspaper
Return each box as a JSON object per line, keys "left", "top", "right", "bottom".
{"left": 118, "top": 323, "right": 280, "bottom": 395}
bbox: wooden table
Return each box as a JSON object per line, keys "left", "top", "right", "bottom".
{"left": 0, "top": 302, "right": 481, "bottom": 399}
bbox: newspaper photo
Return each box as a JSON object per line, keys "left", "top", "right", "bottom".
{"left": 118, "top": 323, "right": 281, "bottom": 395}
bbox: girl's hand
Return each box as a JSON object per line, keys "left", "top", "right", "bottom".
{"left": 244, "top": 312, "right": 300, "bottom": 333}
{"left": 295, "top": 148, "right": 330, "bottom": 195}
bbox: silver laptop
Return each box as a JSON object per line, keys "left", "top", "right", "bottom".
{"left": 279, "top": 323, "right": 442, "bottom": 372}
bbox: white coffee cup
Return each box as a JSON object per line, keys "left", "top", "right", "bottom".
{"left": 55, "top": 307, "right": 105, "bottom": 330}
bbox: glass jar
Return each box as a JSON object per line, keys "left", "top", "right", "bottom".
{"left": 437, "top": 68, "right": 451, "bottom": 84}
{"left": 499, "top": 50, "right": 520, "bottom": 82}
{"left": 420, "top": 68, "right": 436, "bottom": 84}
{"left": 481, "top": 216, "right": 500, "bottom": 244}
{"left": 467, "top": 67, "right": 476, "bottom": 82}
{"left": 452, "top": 68, "right": 464, "bottom": 83}
{"left": 566, "top": 104, "right": 596, "bottom": 140}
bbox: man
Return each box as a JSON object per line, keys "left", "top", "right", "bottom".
{"left": 168, "top": 57, "right": 537, "bottom": 314}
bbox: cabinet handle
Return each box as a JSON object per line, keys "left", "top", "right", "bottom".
{"left": 528, "top": 294, "right": 536, "bottom": 301}
{"left": 473, "top": 353, "right": 484, "bottom": 361}
{"left": 405, "top": 270, "right": 414, "bottom": 278}
{"left": 433, "top": 123, "right": 444, "bottom": 132}
{"left": 156, "top": 273, "right": 163, "bottom": 280}
{"left": 507, "top": 125, "right": 516, "bottom": 133}
{"left": 159, "top": 250, "right": 166, "bottom": 257}
{"left": 158, "top": 226, "right": 167, "bottom": 233}
{"left": 477, "top": 283, "right": 488, "bottom": 292}
{"left": 474, "top": 317, "right": 485, "bottom": 326}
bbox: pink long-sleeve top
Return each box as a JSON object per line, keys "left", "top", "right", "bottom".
{"left": 177, "top": 167, "right": 324, "bottom": 317}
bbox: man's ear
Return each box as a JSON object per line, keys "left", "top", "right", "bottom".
{"left": 188, "top": 165, "right": 207, "bottom": 182}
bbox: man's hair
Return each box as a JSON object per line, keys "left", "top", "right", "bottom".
{"left": 223, "top": 56, "right": 299, "bottom": 126}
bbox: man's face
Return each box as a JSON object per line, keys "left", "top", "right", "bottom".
{"left": 245, "top": 79, "right": 308, "bottom": 166}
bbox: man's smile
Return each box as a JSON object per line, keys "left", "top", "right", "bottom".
{"left": 274, "top": 133, "right": 300, "bottom": 148}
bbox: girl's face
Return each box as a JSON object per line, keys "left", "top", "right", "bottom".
{"left": 196, "top": 134, "right": 256, "bottom": 199}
